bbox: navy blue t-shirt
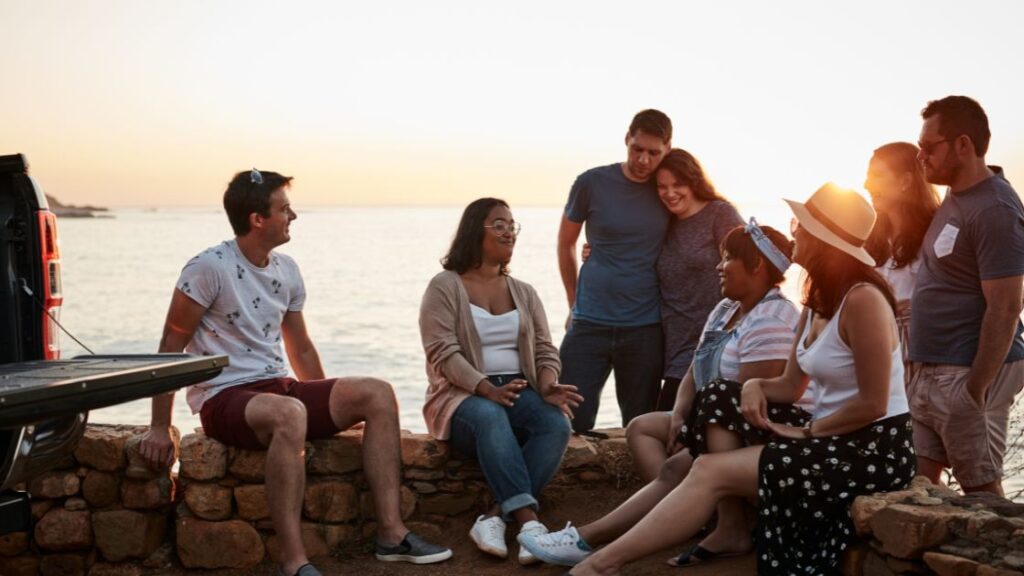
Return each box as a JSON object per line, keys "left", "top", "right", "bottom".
{"left": 566, "top": 163, "right": 670, "bottom": 326}
{"left": 910, "top": 168, "right": 1024, "bottom": 365}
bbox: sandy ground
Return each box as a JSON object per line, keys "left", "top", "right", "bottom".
{"left": 165, "top": 482, "right": 755, "bottom": 576}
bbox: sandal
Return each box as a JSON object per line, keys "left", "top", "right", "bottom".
{"left": 667, "top": 545, "right": 745, "bottom": 567}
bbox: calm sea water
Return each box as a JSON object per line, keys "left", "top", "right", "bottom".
{"left": 61, "top": 206, "right": 1023, "bottom": 497}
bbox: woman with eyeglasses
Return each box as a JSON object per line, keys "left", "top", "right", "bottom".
{"left": 863, "top": 142, "right": 941, "bottom": 385}
{"left": 419, "top": 197, "right": 583, "bottom": 564}
{"left": 543, "top": 184, "right": 913, "bottom": 576}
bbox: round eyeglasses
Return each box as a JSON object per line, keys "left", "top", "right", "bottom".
{"left": 484, "top": 219, "right": 521, "bottom": 237}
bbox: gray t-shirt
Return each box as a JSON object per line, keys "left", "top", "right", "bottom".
{"left": 566, "top": 163, "right": 671, "bottom": 326}
{"left": 910, "top": 168, "right": 1024, "bottom": 365}
{"left": 657, "top": 200, "right": 744, "bottom": 378}
{"left": 178, "top": 240, "right": 306, "bottom": 412}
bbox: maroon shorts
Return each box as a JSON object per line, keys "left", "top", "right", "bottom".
{"left": 199, "top": 377, "right": 342, "bottom": 450}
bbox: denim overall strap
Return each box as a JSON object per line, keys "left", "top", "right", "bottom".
{"left": 691, "top": 292, "right": 787, "bottom": 391}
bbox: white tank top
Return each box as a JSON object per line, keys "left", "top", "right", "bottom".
{"left": 471, "top": 304, "right": 522, "bottom": 375}
{"left": 796, "top": 285, "right": 909, "bottom": 421}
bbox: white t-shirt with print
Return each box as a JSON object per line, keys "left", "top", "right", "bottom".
{"left": 177, "top": 240, "right": 306, "bottom": 413}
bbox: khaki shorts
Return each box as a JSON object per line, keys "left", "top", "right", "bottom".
{"left": 907, "top": 360, "right": 1024, "bottom": 488}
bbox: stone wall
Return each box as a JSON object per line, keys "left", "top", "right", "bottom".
{"left": 847, "top": 476, "right": 1024, "bottom": 575}
{"left": 5, "top": 423, "right": 1024, "bottom": 575}
{"left": 0, "top": 424, "right": 635, "bottom": 575}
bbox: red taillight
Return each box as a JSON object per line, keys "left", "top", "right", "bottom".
{"left": 38, "top": 210, "right": 62, "bottom": 359}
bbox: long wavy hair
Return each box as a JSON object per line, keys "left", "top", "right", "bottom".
{"left": 801, "top": 233, "right": 897, "bottom": 319}
{"left": 441, "top": 197, "right": 510, "bottom": 275}
{"left": 864, "top": 142, "right": 941, "bottom": 269}
{"left": 657, "top": 148, "right": 726, "bottom": 203}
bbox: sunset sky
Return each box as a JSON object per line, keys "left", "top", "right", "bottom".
{"left": 3, "top": 1, "right": 1023, "bottom": 208}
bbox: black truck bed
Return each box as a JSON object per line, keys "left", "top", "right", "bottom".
{"left": 0, "top": 354, "right": 227, "bottom": 428}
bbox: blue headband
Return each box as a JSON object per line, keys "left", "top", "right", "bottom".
{"left": 744, "top": 217, "right": 791, "bottom": 275}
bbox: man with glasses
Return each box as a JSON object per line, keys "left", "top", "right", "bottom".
{"left": 909, "top": 96, "right": 1024, "bottom": 495}
{"left": 557, "top": 109, "right": 672, "bottom": 433}
{"left": 139, "top": 170, "right": 452, "bottom": 576}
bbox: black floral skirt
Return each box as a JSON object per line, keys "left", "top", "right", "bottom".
{"left": 679, "top": 379, "right": 812, "bottom": 458}
{"left": 757, "top": 413, "right": 915, "bottom": 575}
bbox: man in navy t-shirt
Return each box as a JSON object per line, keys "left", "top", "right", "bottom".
{"left": 909, "top": 96, "right": 1024, "bottom": 495}
{"left": 557, "top": 109, "right": 672, "bottom": 432}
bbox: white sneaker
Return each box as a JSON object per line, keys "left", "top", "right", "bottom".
{"left": 469, "top": 515, "right": 507, "bottom": 558}
{"left": 517, "top": 520, "right": 548, "bottom": 565}
{"left": 516, "top": 521, "right": 591, "bottom": 567}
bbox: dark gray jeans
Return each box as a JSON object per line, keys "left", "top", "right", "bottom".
{"left": 559, "top": 320, "right": 664, "bottom": 432}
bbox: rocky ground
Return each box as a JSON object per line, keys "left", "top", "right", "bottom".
{"left": 165, "top": 481, "right": 754, "bottom": 576}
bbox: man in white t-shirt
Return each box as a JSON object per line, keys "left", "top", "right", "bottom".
{"left": 139, "top": 169, "right": 452, "bottom": 576}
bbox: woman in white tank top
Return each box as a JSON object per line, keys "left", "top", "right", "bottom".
{"left": 561, "top": 184, "right": 915, "bottom": 576}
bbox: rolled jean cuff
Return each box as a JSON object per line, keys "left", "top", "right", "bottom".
{"left": 500, "top": 493, "right": 538, "bottom": 520}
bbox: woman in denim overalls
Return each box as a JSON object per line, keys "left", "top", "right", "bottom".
{"left": 520, "top": 222, "right": 803, "bottom": 568}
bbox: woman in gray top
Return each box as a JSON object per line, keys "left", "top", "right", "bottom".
{"left": 652, "top": 150, "right": 744, "bottom": 408}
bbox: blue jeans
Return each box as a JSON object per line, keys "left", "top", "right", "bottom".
{"left": 559, "top": 320, "right": 664, "bottom": 432}
{"left": 449, "top": 374, "right": 572, "bottom": 519}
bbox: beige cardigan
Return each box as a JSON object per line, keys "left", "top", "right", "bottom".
{"left": 419, "top": 270, "right": 561, "bottom": 440}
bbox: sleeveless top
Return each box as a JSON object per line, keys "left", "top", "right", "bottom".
{"left": 796, "top": 284, "right": 909, "bottom": 420}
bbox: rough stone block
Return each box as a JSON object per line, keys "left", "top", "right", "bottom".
{"left": 121, "top": 477, "right": 174, "bottom": 510}
{"left": 88, "top": 563, "right": 143, "bottom": 576}
{"left": 562, "top": 435, "right": 599, "bottom": 469}
{"left": 303, "top": 480, "right": 359, "bottom": 522}
{"left": 411, "top": 481, "right": 438, "bottom": 494}
{"left": 92, "top": 510, "right": 166, "bottom": 562}
{"left": 34, "top": 508, "right": 92, "bottom": 551}
{"left": 40, "top": 553, "right": 86, "bottom": 576}
{"left": 401, "top": 434, "right": 448, "bottom": 468}
{"left": 0, "top": 555, "right": 40, "bottom": 576}
{"left": 82, "top": 471, "right": 120, "bottom": 508}
{"left": 322, "top": 524, "right": 359, "bottom": 548}
{"left": 142, "top": 542, "right": 174, "bottom": 569}
{"left": 176, "top": 518, "right": 263, "bottom": 569}
{"left": 976, "top": 566, "right": 1024, "bottom": 576}
{"left": 32, "top": 500, "right": 54, "bottom": 521}
{"left": 183, "top": 482, "right": 233, "bottom": 520}
{"left": 360, "top": 485, "right": 416, "bottom": 520}
{"left": 864, "top": 550, "right": 897, "bottom": 576}
{"left": 405, "top": 468, "right": 445, "bottom": 481}
{"left": 64, "top": 497, "right": 88, "bottom": 511}
{"left": 841, "top": 542, "right": 868, "bottom": 576}
{"left": 851, "top": 495, "right": 889, "bottom": 537}
{"left": 417, "top": 489, "right": 477, "bottom": 516}
{"left": 923, "top": 552, "right": 982, "bottom": 576}
{"left": 234, "top": 484, "right": 269, "bottom": 520}
{"left": 29, "top": 470, "right": 81, "bottom": 498}
{"left": 308, "top": 432, "right": 363, "bottom": 475}
{"left": 74, "top": 425, "right": 146, "bottom": 471}
{"left": 0, "top": 531, "right": 29, "bottom": 556}
{"left": 871, "top": 504, "right": 970, "bottom": 559}
{"left": 226, "top": 447, "right": 268, "bottom": 482}
{"left": 266, "top": 523, "right": 331, "bottom": 562}
{"left": 178, "top": 433, "right": 227, "bottom": 481}
{"left": 438, "top": 480, "right": 464, "bottom": 492}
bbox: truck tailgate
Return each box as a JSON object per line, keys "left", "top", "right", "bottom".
{"left": 0, "top": 354, "right": 227, "bottom": 427}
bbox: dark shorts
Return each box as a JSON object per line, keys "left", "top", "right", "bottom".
{"left": 199, "top": 377, "right": 342, "bottom": 450}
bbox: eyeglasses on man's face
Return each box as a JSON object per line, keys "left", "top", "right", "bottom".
{"left": 917, "top": 137, "right": 955, "bottom": 156}
{"left": 484, "top": 219, "right": 521, "bottom": 237}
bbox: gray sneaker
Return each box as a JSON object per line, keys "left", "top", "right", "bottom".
{"left": 276, "top": 563, "right": 322, "bottom": 576}
{"left": 375, "top": 532, "right": 454, "bottom": 564}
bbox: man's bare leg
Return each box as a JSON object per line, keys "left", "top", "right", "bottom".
{"left": 246, "top": 394, "right": 310, "bottom": 576}
{"left": 329, "top": 377, "right": 407, "bottom": 545}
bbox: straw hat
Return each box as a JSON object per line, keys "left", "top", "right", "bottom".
{"left": 785, "top": 183, "right": 877, "bottom": 266}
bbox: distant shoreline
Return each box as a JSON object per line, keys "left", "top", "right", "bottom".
{"left": 46, "top": 194, "right": 110, "bottom": 218}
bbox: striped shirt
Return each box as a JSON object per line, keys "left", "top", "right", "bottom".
{"left": 700, "top": 288, "right": 801, "bottom": 382}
